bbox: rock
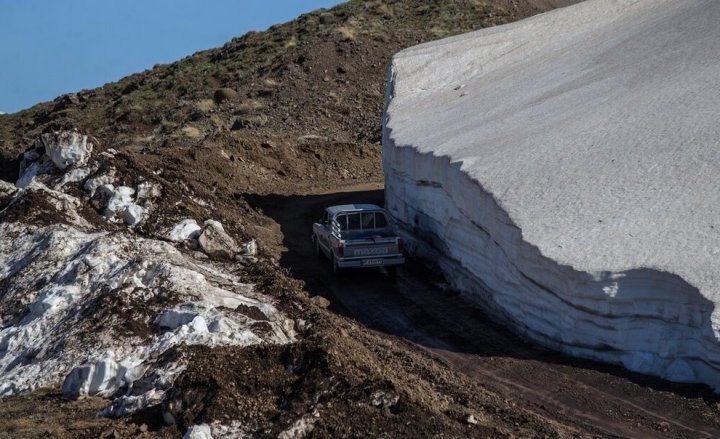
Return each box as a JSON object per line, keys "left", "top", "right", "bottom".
{"left": 167, "top": 219, "right": 202, "bottom": 242}
{"left": 0, "top": 180, "right": 17, "bottom": 198}
{"left": 465, "top": 414, "right": 478, "bottom": 425}
{"left": 370, "top": 390, "right": 399, "bottom": 408}
{"left": 203, "top": 219, "right": 225, "bottom": 232}
{"left": 213, "top": 87, "right": 237, "bottom": 103}
{"left": 310, "top": 296, "right": 330, "bottom": 309}
{"left": 231, "top": 115, "right": 268, "bottom": 130}
{"left": 123, "top": 204, "right": 145, "bottom": 226}
{"left": 52, "top": 93, "right": 80, "bottom": 111}
{"left": 198, "top": 221, "right": 239, "bottom": 259}
{"left": 241, "top": 239, "right": 258, "bottom": 256}
{"left": 90, "top": 184, "right": 115, "bottom": 210}
{"left": 41, "top": 131, "right": 93, "bottom": 170}
{"left": 136, "top": 181, "right": 162, "bottom": 200}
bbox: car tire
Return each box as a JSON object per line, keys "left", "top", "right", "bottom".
{"left": 332, "top": 253, "right": 343, "bottom": 276}
{"left": 315, "top": 238, "right": 322, "bottom": 258}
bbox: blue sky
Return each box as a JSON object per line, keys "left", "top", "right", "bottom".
{"left": 0, "top": 0, "right": 343, "bottom": 113}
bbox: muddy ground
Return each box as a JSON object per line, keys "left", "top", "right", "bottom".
{"left": 245, "top": 183, "right": 720, "bottom": 438}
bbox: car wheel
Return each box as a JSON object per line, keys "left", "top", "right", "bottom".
{"left": 315, "top": 238, "right": 322, "bottom": 258}
{"left": 332, "top": 254, "right": 342, "bottom": 275}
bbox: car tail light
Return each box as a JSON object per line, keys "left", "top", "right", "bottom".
{"left": 337, "top": 242, "right": 344, "bottom": 256}
{"left": 398, "top": 238, "right": 404, "bottom": 253}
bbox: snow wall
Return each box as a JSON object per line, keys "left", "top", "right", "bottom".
{"left": 383, "top": 0, "right": 720, "bottom": 390}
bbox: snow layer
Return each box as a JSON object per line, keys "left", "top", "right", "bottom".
{"left": 0, "top": 221, "right": 294, "bottom": 405}
{"left": 384, "top": 0, "right": 720, "bottom": 389}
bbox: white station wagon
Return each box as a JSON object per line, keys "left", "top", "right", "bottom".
{"left": 311, "top": 204, "right": 405, "bottom": 276}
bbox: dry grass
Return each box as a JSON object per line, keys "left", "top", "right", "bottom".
{"left": 335, "top": 26, "right": 357, "bottom": 41}
{"left": 180, "top": 126, "right": 202, "bottom": 138}
{"left": 195, "top": 99, "right": 215, "bottom": 112}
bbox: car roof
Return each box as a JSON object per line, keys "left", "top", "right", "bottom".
{"left": 326, "top": 204, "right": 384, "bottom": 215}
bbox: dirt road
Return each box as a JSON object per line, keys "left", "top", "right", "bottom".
{"left": 249, "top": 184, "right": 720, "bottom": 438}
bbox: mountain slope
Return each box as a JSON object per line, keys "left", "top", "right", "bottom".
{"left": 0, "top": 0, "right": 575, "bottom": 193}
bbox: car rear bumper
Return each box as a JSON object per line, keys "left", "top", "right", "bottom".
{"left": 337, "top": 255, "right": 405, "bottom": 268}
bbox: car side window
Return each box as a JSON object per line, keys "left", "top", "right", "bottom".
{"left": 375, "top": 212, "right": 388, "bottom": 228}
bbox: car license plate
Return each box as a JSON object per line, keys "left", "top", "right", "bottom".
{"left": 362, "top": 259, "right": 383, "bottom": 267}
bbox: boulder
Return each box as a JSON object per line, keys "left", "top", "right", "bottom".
{"left": 41, "top": 131, "right": 93, "bottom": 170}
{"left": 198, "top": 221, "right": 239, "bottom": 259}
{"left": 241, "top": 239, "right": 258, "bottom": 256}
{"left": 136, "top": 181, "right": 162, "bottom": 200}
{"left": 90, "top": 184, "right": 115, "bottom": 211}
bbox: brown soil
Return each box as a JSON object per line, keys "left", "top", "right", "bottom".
{"left": 0, "top": 389, "right": 180, "bottom": 439}
{"left": 248, "top": 184, "right": 720, "bottom": 438}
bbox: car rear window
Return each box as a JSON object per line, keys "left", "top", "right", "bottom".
{"left": 347, "top": 213, "right": 361, "bottom": 230}
{"left": 335, "top": 214, "right": 348, "bottom": 230}
{"left": 336, "top": 210, "right": 389, "bottom": 232}
{"left": 361, "top": 212, "right": 375, "bottom": 229}
{"left": 375, "top": 212, "right": 388, "bottom": 228}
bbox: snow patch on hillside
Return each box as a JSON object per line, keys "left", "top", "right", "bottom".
{"left": 0, "top": 130, "right": 296, "bottom": 417}
{"left": 0, "top": 219, "right": 294, "bottom": 412}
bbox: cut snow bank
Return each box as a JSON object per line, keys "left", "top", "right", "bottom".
{"left": 384, "top": 0, "right": 720, "bottom": 390}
